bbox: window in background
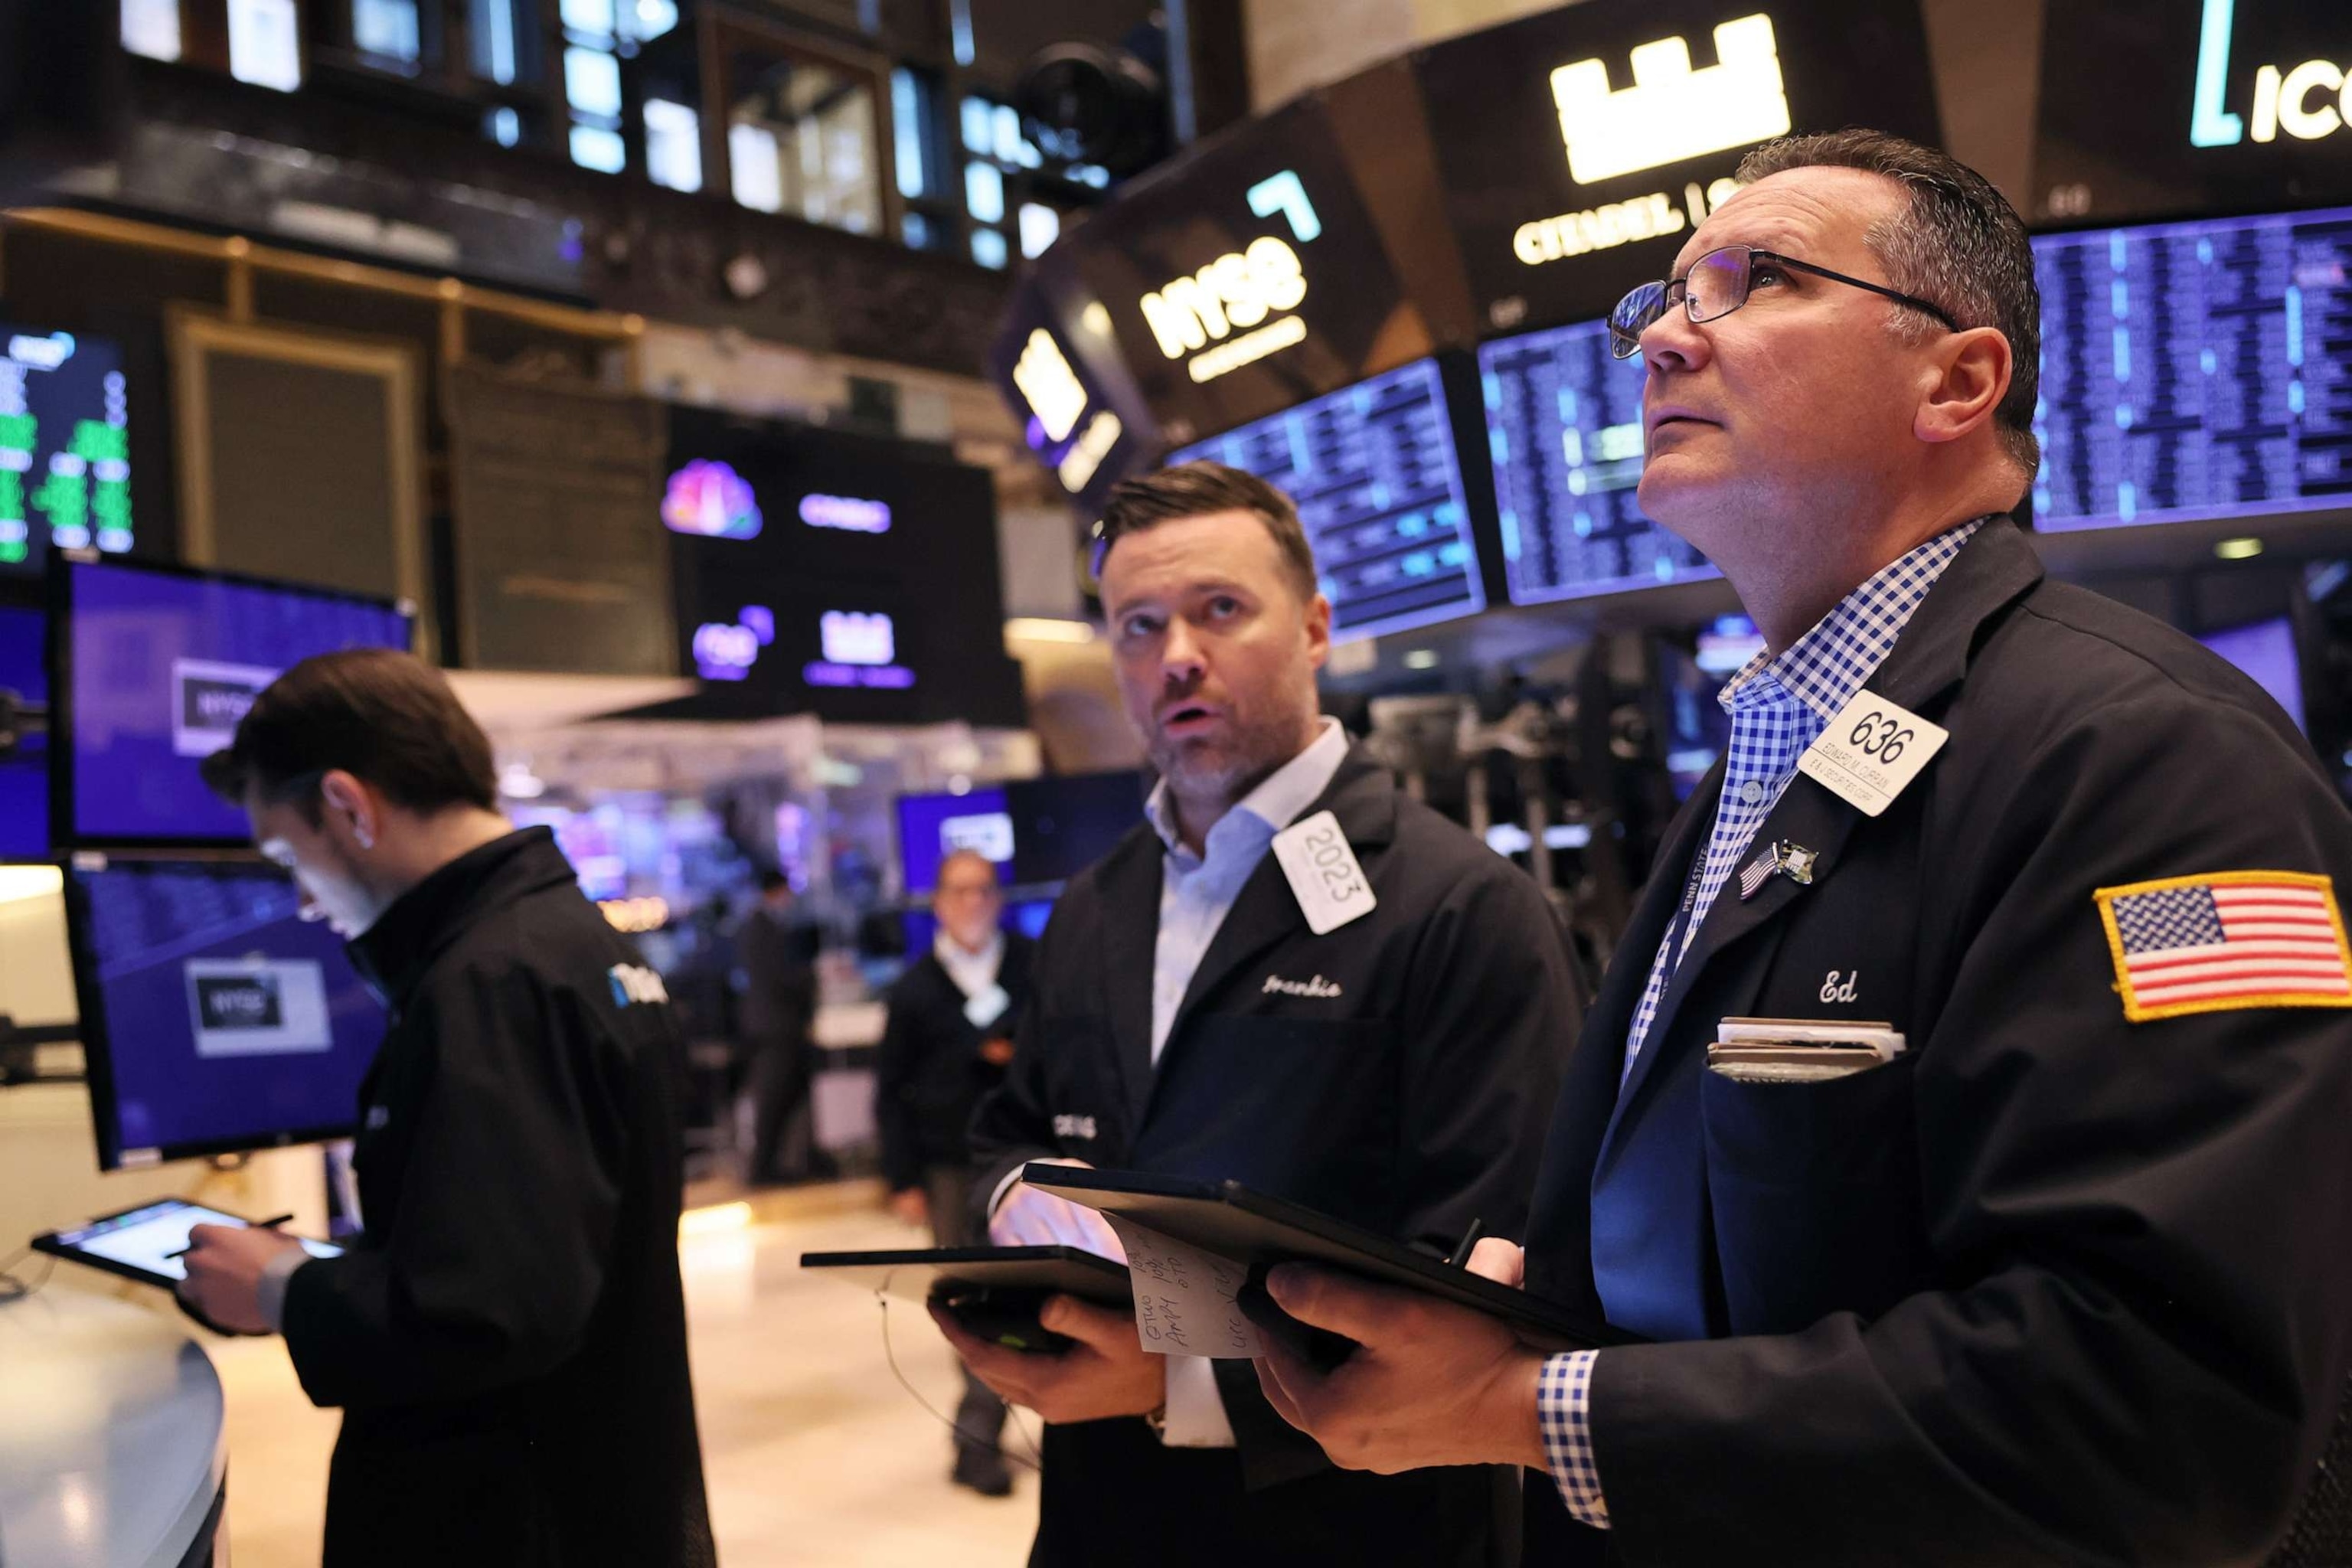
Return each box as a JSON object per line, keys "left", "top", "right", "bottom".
{"left": 469, "top": 0, "right": 524, "bottom": 83}
{"left": 971, "top": 227, "right": 1008, "bottom": 270}
{"left": 228, "top": 0, "right": 304, "bottom": 91}
{"left": 560, "top": 5, "right": 626, "bottom": 172}
{"left": 121, "top": 0, "right": 182, "bottom": 62}
{"left": 891, "top": 66, "right": 957, "bottom": 253}
{"left": 645, "top": 98, "right": 703, "bottom": 192}
{"left": 958, "top": 93, "right": 1065, "bottom": 267}
{"left": 1018, "top": 201, "right": 1060, "bottom": 259}
{"left": 721, "top": 39, "right": 884, "bottom": 237}
{"left": 351, "top": 0, "right": 422, "bottom": 67}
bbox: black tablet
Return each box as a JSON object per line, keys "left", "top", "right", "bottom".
{"left": 799, "top": 1245, "right": 1132, "bottom": 1308}
{"left": 31, "top": 1197, "right": 344, "bottom": 1289}
{"left": 1019, "top": 1166, "right": 1635, "bottom": 1351}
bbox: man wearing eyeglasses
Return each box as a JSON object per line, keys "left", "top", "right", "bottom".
{"left": 1248, "top": 130, "right": 2352, "bottom": 1564}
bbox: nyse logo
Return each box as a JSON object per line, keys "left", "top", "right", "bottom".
{"left": 940, "top": 811, "right": 1015, "bottom": 863}
{"left": 1012, "top": 328, "right": 1090, "bottom": 445}
{"left": 1550, "top": 13, "right": 1792, "bottom": 185}
{"left": 2190, "top": 0, "right": 2350, "bottom": 147}
{"left": 197, "top": 974, "right": 283, "bottom": 1030}
{"left": 172, "top": 658, "right": 280, "bottom": 758}
{"left": 1135, "top": 169, "right": 1320, "bottom": 384}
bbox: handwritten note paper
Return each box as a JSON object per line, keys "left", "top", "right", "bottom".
{"left": 1106, "top": 1215, "right": 1265, "bottom": 1358}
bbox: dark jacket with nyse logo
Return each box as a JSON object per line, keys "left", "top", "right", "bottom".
{"left": 1521, "top": 521, "right": 2352, "bottom": 1566}
{"left": 971, "top": 746, "right": 1580, "bottom": 1568}
{"left": 876, "top": 932, "right": 1035, "bottom": 1192}
{"left": 281, "top": 828, "right": 715, "bottom": 1568}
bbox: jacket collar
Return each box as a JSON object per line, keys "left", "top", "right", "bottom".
{"left": 346, "top": 826, "right": 579, "bottom": 1013}
{"left": 1602, "top": 518, "right": 2044, "bottom": 1135}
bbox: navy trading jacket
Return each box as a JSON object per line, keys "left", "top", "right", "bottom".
{"left": 971, "top": 746, "right": 1581, "bottom": 1568}
{"left": 281, "top": 828, "right": 715, "bottom": 1568}
{"left": 1521, "top": 520, "right": 2352, "bottom": 1566}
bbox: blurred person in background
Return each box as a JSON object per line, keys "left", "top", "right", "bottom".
{"left": 738, "top": 868, "right": 823, "bottom": 1184}
{"left": 876, "top": 845, "right": 1037, "bottom": 1497}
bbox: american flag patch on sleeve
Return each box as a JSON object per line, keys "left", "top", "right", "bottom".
{"left": 2095, "top": 871, "right": 2352, "bottom": 1022}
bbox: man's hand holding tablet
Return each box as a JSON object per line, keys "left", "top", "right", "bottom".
{"left": 180, "top": 1220, "right": 312, "bottom": 1336}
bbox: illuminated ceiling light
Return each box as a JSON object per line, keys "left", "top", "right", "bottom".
{"left": 1080, "top": 302, "right": 1113, "bottom": 337}
{"left": 498, "top": 760, "right": 547, "bottom": 799}
{"left": 0, "top": 866, "right": 63, "bottom": 905}
{"left": 1403, "top": 649, "right": 1440, "bottom": 670}
{"left": 2214, "top": 536, "right": 2265, "bottom": 560}
{"left": 1005, "top": 617, "right": 1097, "bottom": 644}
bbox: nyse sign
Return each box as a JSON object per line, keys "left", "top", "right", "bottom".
{"left": 1135, "top": 170, "right": 1321, "bottom": 384}
{"left": 2190, "top": 0, "right": 2349, "bottom": 146}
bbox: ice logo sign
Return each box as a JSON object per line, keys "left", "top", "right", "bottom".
{"left": 172, "top": 658, "right": 279, "bottom": 758}
{"left": 2189, "top": 0, "right": 2351, "bottom": 148}
{"left": 185, "top": 959, "right": 333, "bottom": 1057}
{"left": 692, "top": 605, "right": 774, "bottom": 681}
{"left": 1549, "top": 14, "right": 1791, "bottom": 184}
{"left": 663, "top": 459, "right": 763, "bottom": 539}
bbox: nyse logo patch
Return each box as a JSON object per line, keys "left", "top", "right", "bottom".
{"left": 1052, "top": 1114, "right": 1098, "bottom": 1142}
{"left": 196, "top": 973, "right": 283, "bottom": 1030}
{"left": 172, "top": 658, "right": 280, "bottom": 758}
{"left": 1263, "top": 973, "right": 1343, "bottom": 999}
{"left": 609, "top": 963, "right": 671, "bottom": 1008}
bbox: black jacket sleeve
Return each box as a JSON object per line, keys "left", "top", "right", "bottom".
{"left": 874, "top": 974, "right": 923, "bottom": 1194}
{"left": 1589, "top": 685, "right": 2352, "bottom": 1566}
{"left": 966, "top": 903, "right": 1079, "bottom": 1234}
{"left": 282, "top": 962, "right": 629, "bottom": 1409}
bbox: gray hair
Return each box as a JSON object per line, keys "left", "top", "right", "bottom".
{"left": 1736, "top": 131, "right": 2041, "bottom": 490}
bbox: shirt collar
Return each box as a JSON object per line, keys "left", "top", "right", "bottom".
{"left": 934, "top": 926, "right": 1003, "bottom": 975}
{"left": 1145, "top": 717, "right": 1350, "bottom": 855}
{"left": 1720, "top": 517, "right": 1991, "bottom": 725}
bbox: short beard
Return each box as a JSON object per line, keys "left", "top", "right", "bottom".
{"left": 1147, "top": 706, "right": 1311, "bottom": 817}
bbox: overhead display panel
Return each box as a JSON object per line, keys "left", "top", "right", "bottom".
{"left": 663, "top": 408, "right": 1026, "bottom": 727}
{"left": 1478, "top": 318, "right": 1715, "bottom": 605}
{"left": 987, "top": 250, "right": 1161, "bottom": 518}
{"left": 1413, "top": 0, "right": 1942, "bottom": 335}
{"left": 1065, "top": 94, "right": 1430, "bottom": 446}
{"left": 2034, "top": 0, "right": 2352, "bottom": 227}
{"left": 2031, "top": 204, "right": 2352, "bottom": 532}
{"left": 1172, "top": 358, "right": 1488, "bottom": 642}
{"left": 0, "top": 323, "right": 132, "bottom": 576}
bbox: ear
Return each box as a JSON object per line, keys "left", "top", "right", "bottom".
{"left": 1915, "top": 325, "right": 2011, "bottom": 447}
{"left": 317, "top": 769, "right": 377, "bottom": 850}
{"left": 1302, "top": 591, "right": 1333, "bottom": 672}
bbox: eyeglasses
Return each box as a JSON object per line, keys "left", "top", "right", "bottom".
{"left": 1608, "top": 245, "right": 1960, "bottom": 359}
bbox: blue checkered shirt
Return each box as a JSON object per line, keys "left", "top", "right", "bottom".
{"left": 1538, "top": 516, "right": 1987, "bottom": 1530}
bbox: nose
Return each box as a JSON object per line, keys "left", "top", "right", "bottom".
{"left": 1641, "top": 297, "right": 1708, "bottom": 376}
{"left": 1160, "top": 616, "right": 1207, "bottom": 684}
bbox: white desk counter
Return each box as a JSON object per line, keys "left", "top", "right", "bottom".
{"left": 0, "top": 1277, "right": 227, "bottom": 1568}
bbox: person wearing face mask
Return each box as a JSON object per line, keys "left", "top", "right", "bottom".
{"left": 1244, "top": 131, "right": 2352, "bottom": 1566}
{"left": 939, "top": 461, "right": 1583, "bottom": 1568}
{"left": 875, "top": 846, "right": 1037, "bottom": 1497}
{"left": 176, "top": 648, "right": 714, "bottom": 1568}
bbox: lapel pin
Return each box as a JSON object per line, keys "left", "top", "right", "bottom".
{"left": 1739, "top": 840, "right": 1818, "bottom": 900}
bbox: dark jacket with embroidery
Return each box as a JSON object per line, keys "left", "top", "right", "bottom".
{"left": 281, "top": 828, "right": 714, "bottom": 1568}
{"left": 1523, "top": 520, "right": 2352, "bottom": 1566}
{"left": 971, "top": 746, "right": 1579, "bottom": 1568}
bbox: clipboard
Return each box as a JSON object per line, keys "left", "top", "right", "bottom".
{"left": 1020, "top": 1166, "right": 1636, "bottom": 1351}
{"left": 799, "top": 1245, "right": 1132, "bottom": 1308}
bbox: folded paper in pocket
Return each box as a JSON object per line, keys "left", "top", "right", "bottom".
{"left": 1708, "top": 1017, "right": 1907, "bottom": 1084}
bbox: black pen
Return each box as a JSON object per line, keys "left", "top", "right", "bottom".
{"left": 1446, "top": 1217, "right": 1485, "bottom": 1269}
{"left": 166, "top": 1214, "right": 296, "bottom": 1260}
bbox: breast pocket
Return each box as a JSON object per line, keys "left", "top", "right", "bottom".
{"left": 1700, "top": 1050, "right": 1932, "bottom": 1335}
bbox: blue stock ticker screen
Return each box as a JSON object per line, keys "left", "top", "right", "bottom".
{"left": 2032, "top": 206, "right": 2352, "bottom": 531}
{"left": 1171, "top": 358, "right": 1487, "bottom": 642}
{"left": 1478, "top": 318, "right": 1713, "bottom": 606}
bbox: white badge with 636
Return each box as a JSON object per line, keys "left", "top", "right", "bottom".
{"left": 1271, "top": 809, "right": 1378, "bottom": 934}
{"left": 1798, "top": 690, "right": 1949, "bottom": 818}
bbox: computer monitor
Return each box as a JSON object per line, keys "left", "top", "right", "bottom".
{"left": 66, "top": 855, "right": 388, "bottom": 1169}
{"left": 1005, "top": 772, "right": 1147, "bottom": 885}
{"left": 54, "top": 555, "right": 412, "bottom": 848}
{"left": 0, "top": 323, "right": 134, "bottom": 576}
{"left": 0, "top": 603, "right": 47, "bottom": 861}
{"left": 2031, "top": 204, "right": 2352, "bottom": 532}
{"left": 1169, "top": 358, "right": 1489, "bottom": 642}
{"left": 894, "top": 788, "right": 1012, "bottom": 896}
{"left": 1477, "top": 317, "right": 1715, "bottom": 606}
{"left": 2197, "top": 616, "right": 2308, "bottom": 735}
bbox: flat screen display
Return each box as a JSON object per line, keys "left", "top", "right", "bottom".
{"left": 2198, "top": 615, "right": 2308, "bottom": 733}
{"left": 68, "top": 857, "right": 388, "bottom": 1168}
{"left": 1478, "top": 317, "right": 1715, "bottom": 604}
{"left": 0, "top": 605, "right": 46, "bottom": 860}
{"left": 2033, "top": 0, "right": 2352, "bottom": 227}
{"left": 60, "top": 558, "right": 412, "bottom": 845}
{"left": 1171, "top": 358, "right": 1488, "bottom": 640}
{"left": 0, "top": 325, "right": 132, "bottom": 575}
{"left": 2031, "top": 206, "right": 2352, "bottom": 531}
{"left": 1005, "top": 772, "right": 1148, "bottom": 886}
{"left": 895, "top": 788, "right": 1012, "bottom": 895}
